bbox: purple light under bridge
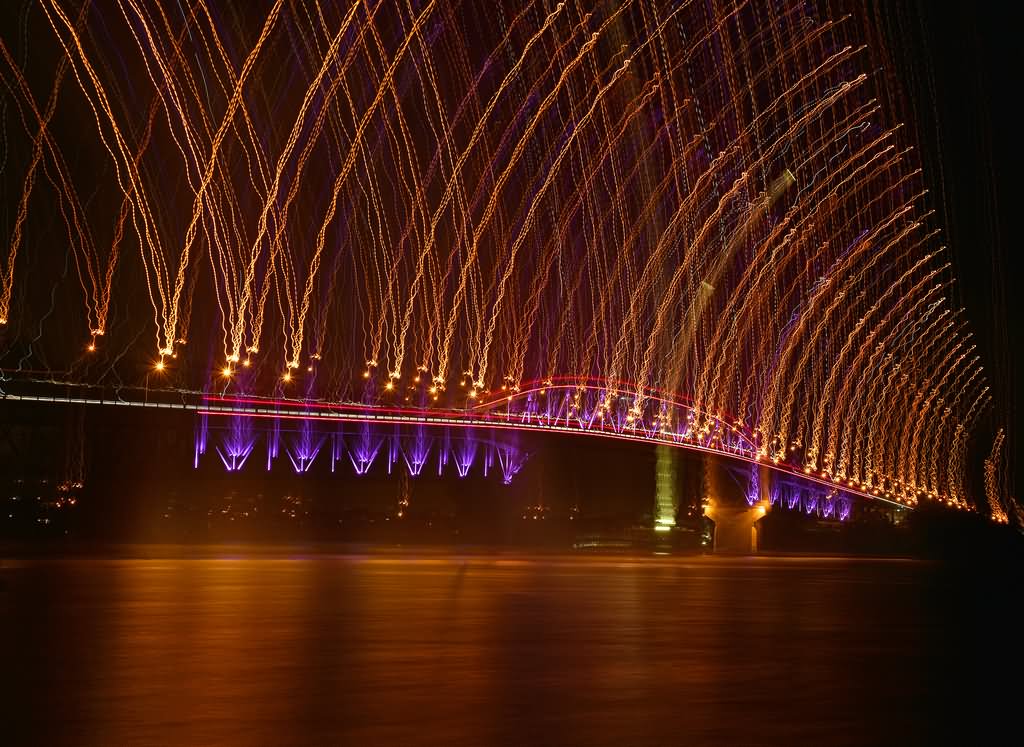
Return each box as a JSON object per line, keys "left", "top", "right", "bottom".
{"left": 213, "top": 415, "right": 255, "bottom": 472}
{"left": 287, "top": 418, "right": 324, "bottom": 473}
{"left": 771, "top": 481, "right": 853, "bottom": 522}
{"left": 198, "top": 416, "right": 529, "bottom": 483}
{"left": 193, "top": 413, "right": 208, "bottom": 469}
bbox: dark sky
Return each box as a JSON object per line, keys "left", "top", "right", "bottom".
{"left": 900, "top": 1, "right": 1018, "bottom": 480}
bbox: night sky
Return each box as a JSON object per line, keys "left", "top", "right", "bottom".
{"left": 878, "top": 0, "right": 1017, "bottom": 478}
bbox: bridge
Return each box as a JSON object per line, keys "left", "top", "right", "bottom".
{"left": 1, "top": 375, "right": 907, "bottom": 499}
{"left": 0, "top": 0, "right": 1014, "bottom": 538}
{"left": 3, "top": 373, "right": 908, "bottom": 551}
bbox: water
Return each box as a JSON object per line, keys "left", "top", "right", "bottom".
{"left": 0, "top": 548, "right": 1013, "bottom": 745}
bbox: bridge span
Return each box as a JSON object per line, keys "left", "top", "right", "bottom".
{"left": 2, "top": 376, "right": 907, "bottom": 512}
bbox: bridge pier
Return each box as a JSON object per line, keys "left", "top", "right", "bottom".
{"left": 653, "top": 444, "right": 678, "bottom": 532}
{"left": 702, "top": 458, "right": 770, "bottom": 554}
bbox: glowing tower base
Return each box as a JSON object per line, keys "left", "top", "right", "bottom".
{"left": 654, "top": 444, "right": 678, "bottom": 533}
{"left": 702, "top": 458, "right": 770, "bottom": 554}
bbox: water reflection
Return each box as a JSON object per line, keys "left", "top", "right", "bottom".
{"left": 0, "top": 551, "right": 989, "bottom": 745}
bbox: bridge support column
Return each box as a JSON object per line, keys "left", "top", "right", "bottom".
{"left": 702, "top": 458, "right": 770, "bottom": 554}
{"left": 653, "top": 444, "right": 678, "bottom": 533}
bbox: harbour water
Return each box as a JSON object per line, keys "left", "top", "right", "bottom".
{"left": 0, "top": 548, "right": 1015, "bottom": 745}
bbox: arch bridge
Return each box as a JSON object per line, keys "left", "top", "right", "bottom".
{"left": 2, "top": 374, "right": 904, "bottom": 519}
